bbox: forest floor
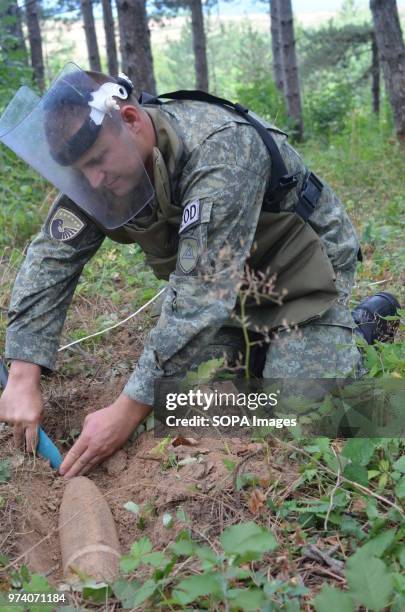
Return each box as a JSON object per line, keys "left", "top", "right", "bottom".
{"left": 0, "top": 257, "right": 403, "bottom": 609}
{"left": 0, "top": 312, "right": 342, "bottom": 607}
{"left": 0, "top": 296, "right": 309, "bottom": 555}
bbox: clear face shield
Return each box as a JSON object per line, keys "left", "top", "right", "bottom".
{"left": 0, "top": 63, "right": 155, "bottom": 229}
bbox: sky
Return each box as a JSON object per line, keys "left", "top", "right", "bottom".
{"left": 216, "top": 0, "right": 405, "bottom": 15}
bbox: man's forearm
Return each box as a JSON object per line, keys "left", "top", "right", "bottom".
{"left": 116, "top": 392, "right": 152, "bottom": 419}
{"left": 8, "top": 360, "right": 41, "bottom": 386}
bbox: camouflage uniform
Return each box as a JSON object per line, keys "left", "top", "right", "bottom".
{"left": 5, "top": 100, "right": 363, "bottom": 406}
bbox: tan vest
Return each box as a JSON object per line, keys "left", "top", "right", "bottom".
{"left": 104, "top": 107, "right": 339, "bottom": 331}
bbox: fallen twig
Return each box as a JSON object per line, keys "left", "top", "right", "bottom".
{"left": 324, "top": 446, "right": 342, "bottom": 531}
{"left": 309, "top": 565, "right": 346, "bottom": 582}
{"left": 232, "top": 448, "right": 265, "bottom": 499}
{"left": 367, "top": 278, "right": 392, "bottom": 287}
{"left": 303, "top": 544, "right": 344, "bottom": 576}
{"left": 43, "top": 563, "right": 59, "bottom": 578}
{"left": 137, "top": 455, "right": 162, "bottom": 462}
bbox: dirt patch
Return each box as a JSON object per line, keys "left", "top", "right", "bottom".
{"left": 1, "top": 321, "right": 294, "bottom": 587}
{"left": 0, "top": 320, "right": 152, "bottom": 584}
{"left": 1, "top": 420, "right": 284, "bottom": 585}
{"left": 0, "top": 307, "right": 307, "bottom": 593}
{"left": 0, "top": 433, "right": 63, "bottom": 581}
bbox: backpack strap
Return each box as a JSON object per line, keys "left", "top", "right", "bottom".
{"left": 139, "top": 91, "right": 364, "bottom": 259}
{"left": 140, "top": 90, "right": 333, "bottom": 225}
{"left": 139, "top": 89, "right": 299, "bottom": 204}
{"left": 294, "top": 171, "right": 323, "bottom": 222}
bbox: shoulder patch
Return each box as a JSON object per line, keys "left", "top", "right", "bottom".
{"left": 179, "top": 199, "right": 201, "bottom": 234}
{"left": 178, "top": 236, "right": 199, "bottom": 274}
{"left": 48, "top": 207, "right": 86, "bottom": 242}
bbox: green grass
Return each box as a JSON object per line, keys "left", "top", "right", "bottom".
{"left": 0, "top": 148, "right": 49, "bottom": 251}
{"left": 298, "top": 108, "right": 405, "bottom": 307}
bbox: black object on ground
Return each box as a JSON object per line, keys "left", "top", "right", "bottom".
{"left": 352, "top": 291, "right": 401, "bottom": 344}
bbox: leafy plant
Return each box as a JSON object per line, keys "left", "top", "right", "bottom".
{"left": 236, "top": 77, "right": 288, "bottom": 128}
{"left": 115, "top": 522, "right": 279, "bottom": 610}
{"left": 183, "top": 357, "right": 224, "bottom": 387}
{"left": 304, "top": 78, "right": 354, "bottom": 137}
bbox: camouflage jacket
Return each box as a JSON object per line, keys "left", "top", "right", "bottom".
{"left": 5, "top": 100, "right": 360, "bottom": 404}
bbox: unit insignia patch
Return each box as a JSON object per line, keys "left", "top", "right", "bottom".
{"left": 49, "top": 207, "right": 85, "bottom": 241}
{"left": 178, "top": 236, "right": 199, "bottom": 274}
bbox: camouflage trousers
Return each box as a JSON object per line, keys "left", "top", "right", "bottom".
{"left": 132, "top": 267, "right": 364, "bottom": 437}
{"left": 187, "top": 320, "right": 363, "bottom": 380}
{"left": 190, "top": 266, "right": 364, "bottom": 379}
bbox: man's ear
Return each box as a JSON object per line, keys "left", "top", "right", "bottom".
{"left": 120, "top": 105, "right": 141, "bottom": 130}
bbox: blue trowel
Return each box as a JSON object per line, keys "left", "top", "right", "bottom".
{"left": 0, "top": 359, "right": 62, "bottom": 470}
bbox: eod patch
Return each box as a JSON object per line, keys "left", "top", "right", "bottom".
{"left": 178, "top": 236, "right": 199, "bottom": 274}
{"left": 179, "top": 199, "right": 201, "bottom": 234}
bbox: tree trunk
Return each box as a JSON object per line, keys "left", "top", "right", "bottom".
{"left": 269, "top": 0, "right": 283, "bottom": 91}
{"left": 116, "top": 0, "right": 156, "bottom": 95}
{"left": 371, "top": 31, "right": 380, "bottom": 115}
{"left": 26, "top": 0, "right": 45, "bottom": 91}
{"left": 81, "top": 0, "right": 102, "bottom": 72}
{"left": 116, "top": 1, "right": 127, "bottom": 72}
{"left": 370, "top": 0, "right": 405, "bottom": 140}
{"left": 190, "top": 0, "right": 209, "bottom": 91}
{"left": 278, "top": 0, "right": 303, "bottom": 140}
{"left": 102, "top": 0, "right": 118, "bottom": 76}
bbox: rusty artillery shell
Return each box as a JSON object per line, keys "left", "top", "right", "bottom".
{"left": 59, "top": 476, "right": 121, "bottom": 582}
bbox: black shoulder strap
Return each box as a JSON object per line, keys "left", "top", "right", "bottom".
{"left": 139, "top": 89, "right": 297, "bottom": 199}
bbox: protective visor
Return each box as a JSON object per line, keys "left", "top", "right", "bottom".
{"left": 0, "top": 63, "right": 155, "bottom": 229}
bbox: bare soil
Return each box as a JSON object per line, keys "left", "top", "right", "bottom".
{"left": 0, "top": 320, "right": 296, "bottom": 588}
{"left": 0, "top": 416, "right": 283, "bottom": 586}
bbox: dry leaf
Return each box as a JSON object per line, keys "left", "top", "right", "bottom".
{"left": 237, "top": 442, "right": 264, "bottom": 456}
{"left": 351, "top": 496, "right": 367, "bottom": 513}
{"left": 293, "top": 527, "right": 305, "bottom": 546}
{"left": 248, "top": 488, "right": 266, "bottom": 514}
{"left": 172, "top": 436, "right": 199, "bottom": 447}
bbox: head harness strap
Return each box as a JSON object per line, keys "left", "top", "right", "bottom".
{"left": 48, "top": 74, "right": 133, "bottom": 166}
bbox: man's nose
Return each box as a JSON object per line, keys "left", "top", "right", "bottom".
{"left": 84, "top": 168, "right": 105, "bottom": 189}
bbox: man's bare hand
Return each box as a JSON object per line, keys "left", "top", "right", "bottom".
{"left": 59, "top": 394, "right": 152, "bottom": 479}
{"left": 0, "top": 360, "right": 43, "bottom": 452}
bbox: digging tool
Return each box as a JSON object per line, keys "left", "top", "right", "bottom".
{"left": 0, "top": 358, "right": 62, "bottom": 470}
